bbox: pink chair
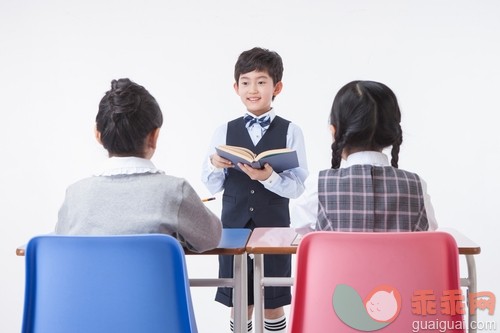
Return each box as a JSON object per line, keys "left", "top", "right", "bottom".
{"left": 288, "top": 231, "right": 465, "bottom": 333}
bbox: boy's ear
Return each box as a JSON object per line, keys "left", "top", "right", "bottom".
{"left": 94, "top": 125, "right": 103, "bottom": 145}
{"left": 233, "top": 82, "right": 239, "bottom": 95}
{"left": 273, "top": 81, "right": 283, "bottom": 97}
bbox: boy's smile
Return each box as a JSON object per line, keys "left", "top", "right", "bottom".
{"left": 234, "top": 70, "right": 282, "bottom": 117}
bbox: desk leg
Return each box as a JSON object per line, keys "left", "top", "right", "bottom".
{"left": 233, "top": 254, "right": 248, "bottom": 333}
{"left": 465, "top": 255, "right": 478, "bottom": 333}
{"left": 254, "top": 253, "right": 264, "bottom": 333}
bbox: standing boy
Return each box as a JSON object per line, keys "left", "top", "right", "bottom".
{"left": 201, "top": 47, "right": 308, "bottom": 333}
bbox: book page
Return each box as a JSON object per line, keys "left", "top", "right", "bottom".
{"left": 217, "top": 145, "right": 257, "bottom": 162}
{"left": 255, "top": 148, "right": 294, "bottom": 160}
{"left": 216, "top": 146, "right": 298, "bottom": 172}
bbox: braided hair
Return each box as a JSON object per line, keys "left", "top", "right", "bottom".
{"left": 329, "top": 80, "right": 403, "bottom": 169}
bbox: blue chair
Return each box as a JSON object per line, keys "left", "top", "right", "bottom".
{"left": 21, "top": 234, "right": 198, "bottom": 333}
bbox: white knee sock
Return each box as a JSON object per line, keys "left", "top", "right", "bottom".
{"left": 264, "top": 315, "right": 286, "bottom": 333}
{"left": 230, "top": 319, "right": 253, "bottom": 333}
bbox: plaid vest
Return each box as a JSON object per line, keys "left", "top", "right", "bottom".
{"left": 317, "top": 165, "right": 429, "bottom": 232}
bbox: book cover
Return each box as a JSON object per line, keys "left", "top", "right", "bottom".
{"left": 215, "top": 145, "right": 299, "bottom": 173}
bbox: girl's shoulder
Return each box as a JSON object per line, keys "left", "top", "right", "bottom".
{"left": 318, "top": 165, "right": 421, "bottom": 179}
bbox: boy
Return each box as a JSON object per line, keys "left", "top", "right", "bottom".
{"left": 201, "top": 47, "right": 308, "bottom": 333}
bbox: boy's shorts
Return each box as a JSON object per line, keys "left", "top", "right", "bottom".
{"left": 215, "top": 252, "right": 292, "bottom": 309}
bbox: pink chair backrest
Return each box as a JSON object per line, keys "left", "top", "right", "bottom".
{"left": 288, "top": 231, "right": 464, "bottom": 333}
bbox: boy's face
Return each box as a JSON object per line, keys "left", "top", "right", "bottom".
{"left": 234, "top": 70, "right": 282, "bottom": 117}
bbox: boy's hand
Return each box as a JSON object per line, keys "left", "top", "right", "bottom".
{"left": 238, "top": 163, "right": 273, "bottom": 181}
{"left": 210, "top": 154, "right": 233, "bottom": 169}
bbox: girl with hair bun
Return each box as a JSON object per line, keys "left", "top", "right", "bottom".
{"left": 55, "top": 78, "right": 222, "bottom": 253}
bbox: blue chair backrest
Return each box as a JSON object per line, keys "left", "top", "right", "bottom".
{"left": 21, "top": 234, "right": 198, "bottom": 333}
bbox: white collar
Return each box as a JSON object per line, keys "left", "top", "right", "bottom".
{"left": 94, "top": 156, "right": 164, "bottom": 176}
{"left": 244, "top": 108, "right": 276, "bottom": 121}
{"left": 343, "top": 151, "right": 390, "bottom": 168}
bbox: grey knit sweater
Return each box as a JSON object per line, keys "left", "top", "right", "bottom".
{"left": 55, "top": 173, "right": 222, "bottom": 253}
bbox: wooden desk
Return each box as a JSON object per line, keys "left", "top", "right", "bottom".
{"left": 17, "top": 228, "right": 252, "bottom": 333}
{"left": 438, "top": 227, "right": 481, "bottom": 333}
{"left": 246, "top": 227, "right": 481, "bottom": 333}
{"left": 186, "top": 228, "right": 251, "bottom": 333}
{"left": 245, "top": 227, "right": 296, "bottom": 333}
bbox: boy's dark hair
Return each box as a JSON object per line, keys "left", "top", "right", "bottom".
{"left": 329, "top": 80, "right": 403, "bottom": 169}
{"left": 96, "top": 78, "right": 163, "bottom": 157}
{"left": 234, "top": 47, "right": 284, "bottom": 85}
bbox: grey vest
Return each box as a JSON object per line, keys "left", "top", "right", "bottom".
{"left": 221, "top": 116, "right": 291, "bottom": 228}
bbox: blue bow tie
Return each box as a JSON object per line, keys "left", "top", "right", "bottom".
{"left": 244, "top": 114, "right": 271, "bottom": 129}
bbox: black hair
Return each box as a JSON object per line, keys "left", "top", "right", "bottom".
{"left": 96, "top": 78, "right": 163, "bottom": 157}
{"left": 329, "top": 80, "right": 403, "bottom": 169}
{"left": 234, "top": 47, "right": 284, "bottom": 87}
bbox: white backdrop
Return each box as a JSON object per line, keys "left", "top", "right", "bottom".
{"left": 1, "top": 1, "right": 499, "bottom": 332}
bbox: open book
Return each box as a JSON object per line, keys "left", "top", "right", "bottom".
{"left": 215, "top": 145, "right": 299, "bottom": 173}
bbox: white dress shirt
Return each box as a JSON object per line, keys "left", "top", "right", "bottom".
{"left": 201, "top": 109, "right": 309, "bottom": 199}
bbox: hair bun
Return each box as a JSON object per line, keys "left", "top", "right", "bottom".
{"left": 110, "top": 78, "right": 133, "bottom": 94}
{"left": 96, "top": 78, "right": 163, "bottom": 156}
{"left": 106, "top": 78, "right": 141, "bottom": 120}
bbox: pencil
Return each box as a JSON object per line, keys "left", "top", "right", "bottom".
{"left": 202, "top": 197, "right": 216, "bottom": 202}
